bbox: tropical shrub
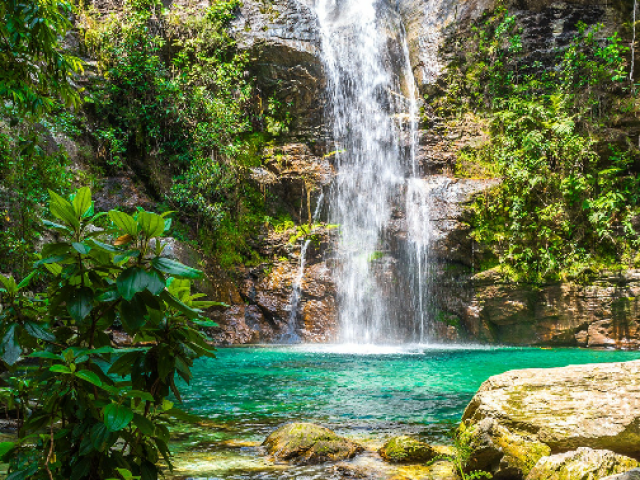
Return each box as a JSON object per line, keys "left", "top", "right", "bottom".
{"left": 0, "top": 187, "right": 221, "bottom": 480}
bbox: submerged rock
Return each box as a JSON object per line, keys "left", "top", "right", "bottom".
{"left": 263, "top": 422, "right": 363, "bottom": 465}
{"left": 462, "top": 361, "right": 640, "bottom": 458}
{"left": 393, "top": 461, "right": 460, "bottom": 480}
{"left": 525, "top": 448, "right": 640, "bottom": 480}
{"left": 379, "top": 436, "right": 439, "bottom": 464}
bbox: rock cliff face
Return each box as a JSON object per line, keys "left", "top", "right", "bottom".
{"left": 398, "top": 0, "right": 638, "bottom": 347}
{"left": 230, "top": 0, "right": 325, "bottom": 139}
{"left": 75, "top": 0, "right": 639, "bottom": 346}
{"left": 438, "top": 269, "right": 640, "bottom": 347}
{"left": 215, "top": 0, "right": 638, "bottom": 346}
{"left": 210, "top": 226, "right": 338, "bottom": 345}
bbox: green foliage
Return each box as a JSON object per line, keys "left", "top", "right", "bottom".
{"left": 436, "top": 5, "right": 640, "bottom": 281}
{"left": 429, "top": 424, "right": 492, "bottom": 480}
{"left": 0, "top": 187, "right": 223, "bottom": 480}
{"left": 0, "top": 117, "right": 73, "bottom": 278}
{"left": 0, "top": 0, "right": 82, "bottom": 113}
{"left": 80, "top": 0, "right": 288, "bottom": 268}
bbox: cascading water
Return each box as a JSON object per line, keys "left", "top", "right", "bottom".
{"left": 314, "top": 0, "right": 431, "bottom": 343}
{"left": 283, "top": 192, "right": 325, "bottom": 342}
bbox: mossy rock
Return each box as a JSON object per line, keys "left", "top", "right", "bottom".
{"left": 464, "top": 419, "right": 550, "bottom": 478}
{"left": 526, "top": 448, "right": 640, "bottom": 480}
{"left": 263, "top": 422, "right": 363, "bottom": 464}
{"left": 601, "top": 468, "right": 640, "bottom": 480}
{"left": 379, "top": 436, "right": 439, "bottom": 464}
{"left": 396, "top": 460, "right": 461, "bottom": 480}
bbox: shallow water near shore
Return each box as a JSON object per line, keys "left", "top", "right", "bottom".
{"left": 168, "top": 345, "right": 640, "bottom": 479}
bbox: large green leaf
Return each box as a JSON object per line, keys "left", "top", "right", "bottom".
{"left": 75, "top": 370, "right": 103, "bottom": 387}
{"left": 89, "top": 239, "right": 122, "bottom": 253}
{"left": 119, "top": 295, "right": 148, "bottom": 332}
{"left": 108, "top": 351, "right": 143, "bottom": 376}
{"left": 71, "top": 242, "right": 91, "bottom": 255}
{"left": 72, "top": 187, "right": 92, "bottom": 217}
{"left": 6, "top": 464, "right": 38, "bottom": 480}
{"left": 35, "top": 255, "right": 68, "bottom": 267}
{"left": 29, "top": 351, "right": 63, "bottom": 361}
{"left": 97, "top": 289, "right": 121, "bottom": 302}
{"left": 109, "top": 211, "right": 138, "bottom": 236}
{"left": 0, "top": 441, "right": 15, "bottom": 460}
{"left": 157, "top": 353, "right": 174, "bottom": 380}
{"left": 24, "top": 322, "right": 55, "bottom": 342}
{"left": 91, "top": 423, "right": 112, "bottom": 451}
{"left": 103, "top": 403, "right": 134, "bottom": 432}
{"left": 42, "top": 219, "right": 73, "bottom": 235}
{"left": 145, "top": 269, "right": 166, "bottom": 295}
{"left": 117, "top": 268, "right": 149, "bottom": 302}
{"left": 151, "top": 258, "right": 203, "bottom": 279}
{"left": 67, "top": 287, "right": 94, "bottom": 322}
{"left": 160, "top": 290, "right": 201, "bottom": 319}
{"left": 1, "top": 325, "right": 21, "bottom": 365}
{"left": 16, "top": 271, "right": 37, "bottom": 289}
{"left": 132, "top": 413, "right": 155, "bottom": 435}
{"left": 138, "top": 211, "right": 166, "bottom": 238}
{"left": 50, "top": 200, "right": 80, "bottom": 230}
{"left": 124, "top": 390, "right": 154, "bottom": 402}
{"left": 192, "top": 319, "right": 219, "bottom": 328}
{"left": 50, "top": 364, "right": 72, "bottom": 374}
{"left": 117, "top": 268, "right": 165, "bottom": 301}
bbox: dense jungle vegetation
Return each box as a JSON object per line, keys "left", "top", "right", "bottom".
{"left": 1, "top": 0, "right": 294, "bottom": 281}
{"left": 434, "top": 3, "right": 640, "bottom": 281}
{"left": 0, "top": 0, "right": 263, "bottom": 478}
{"left": 0, "top": 0, "right": 638, "bottom": 477}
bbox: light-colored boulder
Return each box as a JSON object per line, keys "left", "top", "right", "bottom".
{"left": 601, "top": 468, "right": 640, "bottom": 480}
{"left": 525, "top": 448, "right": 639, "bottom": 480}
{"left": 263, "top": 422, "right": 363, "bottom": 464}
{"left": 379, "top": 436, "right": 439, "bottom": 464}
{"left": 462, "top": 360, "right": 640, "bottom": 457}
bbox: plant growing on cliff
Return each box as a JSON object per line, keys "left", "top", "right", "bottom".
{"left": 0, "top": 0, "right": 83, "bottom": 113}
{"left": 435, "top": 4, "right": 640, "bottom": 281}
{"left": 80, "top": 0, "right": 281, "bottom": 268}
{"left": 0, "top": 0, "right": 83, "bottom": 281}
{"left": 0, "top": 187, "right": 221, "bottom": 480}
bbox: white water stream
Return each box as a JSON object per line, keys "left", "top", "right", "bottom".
{"left": 313, "top": 0, "right": 433, "bottom": 343}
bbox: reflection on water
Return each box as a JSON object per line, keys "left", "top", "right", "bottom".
{"left": 170, "top": 346, "right": 640, "bottom": 479}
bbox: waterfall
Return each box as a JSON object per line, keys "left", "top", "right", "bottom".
{"left": 315, "top": 0, "right": 431, "bottom": 343}
{"left": 283, "top": 192, "right": 325, "bottom": 342}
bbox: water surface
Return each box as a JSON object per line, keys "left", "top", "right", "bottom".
{"left": 171, "top": 345, "right": 640, "bottom": 479}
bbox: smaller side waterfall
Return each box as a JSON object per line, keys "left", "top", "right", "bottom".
{"left": 405, "top": 179, "right": 433, "bottom": 342}
{"left": 282, "top": 193, "right": 325, "bottom": 342}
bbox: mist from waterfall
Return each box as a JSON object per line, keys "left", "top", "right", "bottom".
{"left": 314, "top": 0, "right": 431, "bottom": 343}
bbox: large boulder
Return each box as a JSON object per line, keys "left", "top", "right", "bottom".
{"left": 379, "top": 436, "right": 439, "bottom": 464}
{"left": 525, "top": 448, "right": 639, "bottom": 480}
{"left": 263, "top": 422, "right": 363, "bottom": 464}
{"left": 462, "top": 360, "right": 640, "bottom": 458}
{"left": 602, "top": 469, "right": 640, "bottom": 480}
{"left": 462, "top": 419, "right": 550, "bottom": 479}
